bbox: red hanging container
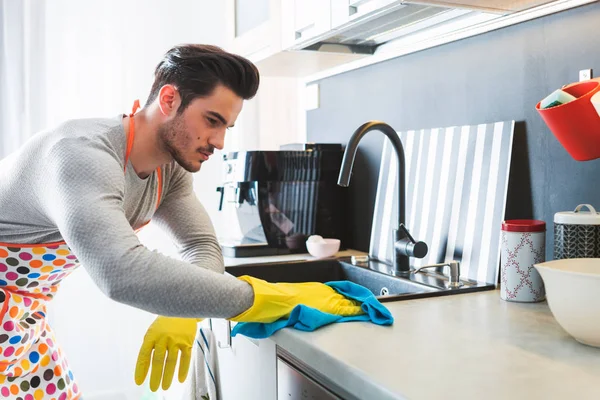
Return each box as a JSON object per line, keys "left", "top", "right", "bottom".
{"left": 536, "top": 78, "right": 600, "bottom": 161}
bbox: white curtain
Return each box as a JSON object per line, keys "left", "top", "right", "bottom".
{"left": 0, "top": 0, "right": 46, "bottom": 159}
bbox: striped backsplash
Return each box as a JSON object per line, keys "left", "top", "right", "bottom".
{"left": 369, "top": 121, "right": 515, "bottom": 285}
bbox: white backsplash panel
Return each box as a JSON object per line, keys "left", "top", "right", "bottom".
{"left": 369, "top": 121, "right": 515, "bottom": 285}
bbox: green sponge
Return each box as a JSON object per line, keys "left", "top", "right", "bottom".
{"left": 540, "top": 89, "right": 577, "bottom": 109}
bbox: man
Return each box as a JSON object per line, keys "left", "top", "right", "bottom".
{"left": 0, "top": 44, "right": 363, "bottom": 397}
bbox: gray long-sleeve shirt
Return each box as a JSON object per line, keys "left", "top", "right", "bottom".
{"left": 0, "top": 116, "right": 253, "bottom": 318}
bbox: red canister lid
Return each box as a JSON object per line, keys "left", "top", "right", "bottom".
{"left": 501, "top": 219, "right": 546, "bottom": 232}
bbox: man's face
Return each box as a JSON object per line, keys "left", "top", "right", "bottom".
{"left": 158, "top": 84, "right": 243, "bottom": 172}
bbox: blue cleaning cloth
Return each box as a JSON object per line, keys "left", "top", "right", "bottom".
{"left": 231, "top": 280, "right": 394, "bottom": 339}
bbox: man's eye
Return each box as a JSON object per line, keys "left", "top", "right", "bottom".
{"left": 207, "top": 117, "right": 219, "bottom": 126}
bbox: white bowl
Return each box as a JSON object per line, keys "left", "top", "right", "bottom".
{"left": 534, "top": 258, "right": 600, "bottom": 347}
{"left": 306, "top": 238, "right": 340, "bottom": 258}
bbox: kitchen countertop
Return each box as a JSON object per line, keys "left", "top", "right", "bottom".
{"left": 223, "top": 252, "right": 600, "bottom": 399}
{"left": 271, "top": 290, "right": 600, "bottom": 399}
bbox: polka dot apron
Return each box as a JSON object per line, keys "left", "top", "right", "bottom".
{"left": 0, "top": 101, "right": 162, "bottom": 399}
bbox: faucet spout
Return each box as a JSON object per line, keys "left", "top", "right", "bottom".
{"left": 338, "top": 121, "right": 427, "bottom": 275}
{"left": 337, "top": 121, "right": 405, "bottom": 227}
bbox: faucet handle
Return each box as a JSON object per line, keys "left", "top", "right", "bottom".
{"left": 394, "top": 224, "right": 428, "bottom": 259}
{"left": 413, "top": 261, "right": 462, "bottom": 288}
{"left": 395, "top": 238, "right": 428, "bottom": 259}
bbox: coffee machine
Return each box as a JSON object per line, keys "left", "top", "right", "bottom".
{"left": 216, "top": 143, "right": 348, "bottom": 258}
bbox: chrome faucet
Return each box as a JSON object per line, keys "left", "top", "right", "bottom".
{"left": 337, "top": 121, "right": 428, "bottom": 275}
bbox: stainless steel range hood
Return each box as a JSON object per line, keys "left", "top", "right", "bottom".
{"left": 291, "top": 0, "right": 557, "bottom": 55}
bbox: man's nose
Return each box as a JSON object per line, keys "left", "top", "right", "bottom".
{"left": 209, "top": 130, "right": 225, "bottom": 151}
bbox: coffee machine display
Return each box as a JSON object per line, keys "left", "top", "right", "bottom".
{"left": 216, "top": 143, "right": 347, "bottom": 258}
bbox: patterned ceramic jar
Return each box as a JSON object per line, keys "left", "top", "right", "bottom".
{"left": 554, "top": 204, "right": 600, "bottom": 260}
{"left": 500, "top": 220, "right": 546, "bottom": 302}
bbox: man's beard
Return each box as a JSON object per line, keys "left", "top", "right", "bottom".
{"left": 158, "top": 115, "right": 201, "bottom": 173}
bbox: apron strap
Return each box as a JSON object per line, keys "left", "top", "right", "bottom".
{"left": 156, "top": 167, "right": 162, "bottom": 209}
{"left": 124, "top": 100, "right": 141, "bottom": 171}
{"left": 125, "top": 100, "right": 163, "bottom": 209}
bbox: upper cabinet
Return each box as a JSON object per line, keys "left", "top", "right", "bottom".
{"left": 226, "top": 0, "right": 283, "bottom": 63}
{"left": 283, "top": 0, "right": 332, "bottom": 48}
{"left": 224, "top": 0, "right": 575, "bottom": 78}
{"left": 226, "top": 0, "right": 365, "bottom": 77}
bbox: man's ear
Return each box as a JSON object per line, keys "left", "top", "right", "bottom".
{"left": 157, "top": 85, "right": 180, "bottom": 117}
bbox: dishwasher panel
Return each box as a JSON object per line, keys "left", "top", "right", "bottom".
{"left": 277, "top": 356, "right": 342, "bottom": 400}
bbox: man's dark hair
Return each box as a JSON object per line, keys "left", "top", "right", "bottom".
{"left": 145, "top": 44, "right": 260, "bottom": 112}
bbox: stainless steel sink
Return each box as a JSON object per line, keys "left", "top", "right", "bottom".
{"left": 225, "top": 256, "right": 495, "bottom": 302}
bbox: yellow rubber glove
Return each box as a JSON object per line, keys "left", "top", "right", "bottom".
{"left": 135, "top": 316, "right": 201, "bottom": 391}
{"left": 230, "top": 275, "right": 365, "bottom": 323}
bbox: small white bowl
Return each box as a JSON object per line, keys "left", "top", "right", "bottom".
{"left": 534, "top": 258, "right": 600, "bottom": 348}
{"left": 306, "top": 238, "right": 340, "bottom": 258}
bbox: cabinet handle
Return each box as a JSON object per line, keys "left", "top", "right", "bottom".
{"left": 217, "top": 320, "right": 232, "bottom": 349}
{"left": 295, "top": 23, "right": 315, "bottom": 40}
{"left": 348, "top": 0, "right": 377, "bottom": 16}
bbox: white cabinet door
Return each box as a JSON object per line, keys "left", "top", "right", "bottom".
{"left": 330, "top": 0, "right": 400, "bottom": 28}
{"left": 226, "top": 0, "right": 282, "bottom": 62}
{"left": 282, "top": 0, "right": 332, "bottom": 48}
{"left": 212, "top": 319, "right": 277, "bottom": 400}
{"left": 233, "top": 0, "right": 271, "bottom": 38}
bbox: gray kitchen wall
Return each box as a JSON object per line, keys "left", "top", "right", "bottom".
{"left": 307, "top": 2, "right": 600, "bottom": 260}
